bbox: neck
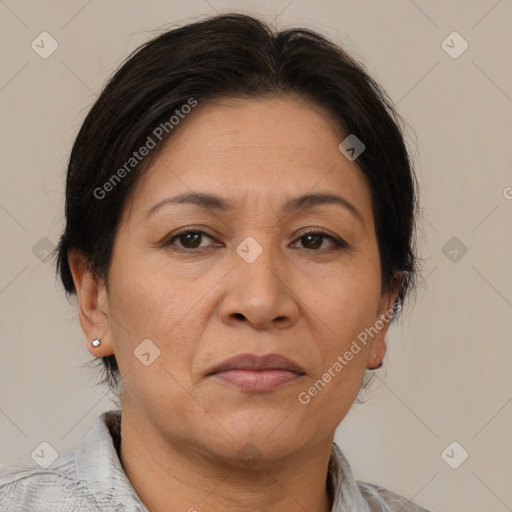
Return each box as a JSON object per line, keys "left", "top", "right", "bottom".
{"left": 119, "top": 406, "right": 334, "bottom": 512}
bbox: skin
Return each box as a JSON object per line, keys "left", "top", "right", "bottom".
{"left": 69, "top": 94, "right": 399, "bottom": 512}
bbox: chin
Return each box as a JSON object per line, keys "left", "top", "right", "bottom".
{"left": 205, "top": 435, "right": 306, "bottom": 470}
{"left": 206, "top": 409, "right": 313, "bottom": 464}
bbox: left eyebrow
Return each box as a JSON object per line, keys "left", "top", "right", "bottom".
{"left": 279, "top": 193, "right": 364, "bottom": 225}
{"left": 142, "top": 191, "right": 364, "bottom": 225}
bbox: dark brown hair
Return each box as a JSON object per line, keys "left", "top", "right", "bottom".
{"left": 54, "top": 13, "right": 418, "bottom": 394}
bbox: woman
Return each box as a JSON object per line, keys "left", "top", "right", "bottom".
{"left": 0, "top": 13, "right": 430, "bottom": 512}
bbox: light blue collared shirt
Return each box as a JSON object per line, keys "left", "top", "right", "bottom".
{"left": 0, "top": 410, "right": 431, "bottom": 511}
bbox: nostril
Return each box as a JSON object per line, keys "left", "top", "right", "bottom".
{"left": 233, "top": 313, "right": 245, "bottom": 320}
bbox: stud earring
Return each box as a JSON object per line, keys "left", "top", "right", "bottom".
{"left": 91, "top": 339, "right": 101, "bottom": 347}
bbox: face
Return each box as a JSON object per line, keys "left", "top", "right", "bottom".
{"left": 72, "top": 95, "right": 397, "bottom": 466}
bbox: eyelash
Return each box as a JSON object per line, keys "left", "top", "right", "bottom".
{"left": 164, "top": 228, "right": 348, "bottom": 253}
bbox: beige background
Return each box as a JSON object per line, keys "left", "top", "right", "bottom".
{"left": 1, "top": 1, "right": 511, "bottom": 511}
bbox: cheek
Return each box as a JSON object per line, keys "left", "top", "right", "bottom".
{"left": 298, "top": 287, "right": 378, "bottom": 426}
{"left": 106, "top": 252, "right": 214, "bottom": 387}
{"left": 316, "top": 263, "right": 381, "bottom": 344}
{"left": 300, "top": 270, "right": 381, "bottom": 420}
{"left": 106, "top": 268, "right": 198, "bottom": 415}
{"left": 106, "top": 258, "right": 178, "bottom": 367}
{"left": 295, "top": 331, "right": 369, "bottom": 434}
{"left": 109, "top": 245, "right": 186, "bottom": 332}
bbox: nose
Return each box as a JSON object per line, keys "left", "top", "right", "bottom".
{"left": 218, "top": 243, "right": 300, "bottom": 331}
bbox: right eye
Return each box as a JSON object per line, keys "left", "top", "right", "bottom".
{"left": 165, "top": 229, "right": 217, "bottom": 251}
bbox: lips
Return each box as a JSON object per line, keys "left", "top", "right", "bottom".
{"left": 208, "top": 353, "right": 305, "bottom": 374}
{"left": 207, "top": 353, "right": 305, "bottom": 392}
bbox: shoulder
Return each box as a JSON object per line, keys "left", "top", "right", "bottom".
{"left": 357, "top": 480, "right": 433, "bottom": 512}
{"left": 0, "top": 454, "right": 101, "bottom": 512}
{"left": 0, "top": 410, "right": 146, "bottom": 512}
{"left": 328, "top": 442, "right": 432, "bottom": 512}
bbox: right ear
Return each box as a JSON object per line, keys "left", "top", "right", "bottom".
{"left": 67, "top": 250, "right": 114, "bottom": 357}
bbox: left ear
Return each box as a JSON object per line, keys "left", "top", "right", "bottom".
{"left": 366, "top": 276, "right": 401, "bottom": 369}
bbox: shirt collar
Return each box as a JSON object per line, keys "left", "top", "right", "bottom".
{"left": 328, "top": 442, "right": 372, "bottom": 512}
{"left": 74, "top": 410, "right": 148, "bottom": 511}
{"left": 75, "top": 410, "right": 370, "bottom": 512}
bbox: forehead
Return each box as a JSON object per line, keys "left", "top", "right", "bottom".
{"left": 158, "top": 94, "right": 347, "bottom": 168}
{"left": 124, "top": 95, "right": 374, "bottom": 225}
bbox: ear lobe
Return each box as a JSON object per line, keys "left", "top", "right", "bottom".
{"left": 366, "top": 337, "right": 386, "bottom": 370}
{"left": 365, "top": 310, "right": 389, "bottom": 369}
{"left": 67, "top": 250, "right": 113, "bottom": 356}
{"left": 367, "top": 277, "right": 401, "bottom": 369}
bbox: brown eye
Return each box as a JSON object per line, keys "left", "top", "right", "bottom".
{"left": 300, "top": 233, "right": 325, "bottom": 249}
{"left": 178, "top": 232, "right": 203, "bottom": 248}
{"left": 292, "top": 230, "right": 346, "bottom": 251}
{"left": 167, "top": 230, "right": 215, "bottom": 250}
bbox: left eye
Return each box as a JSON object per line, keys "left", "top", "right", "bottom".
{"left": 291, "top": 231, "right": 345, "bottom": 250}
